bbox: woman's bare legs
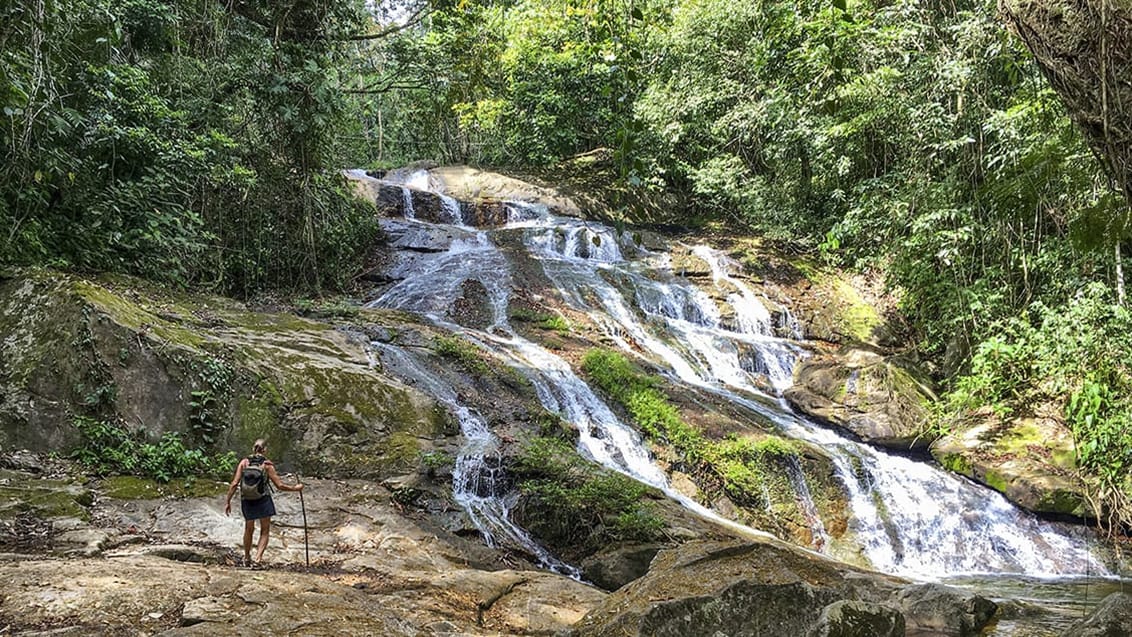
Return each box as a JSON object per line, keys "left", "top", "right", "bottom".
{"left": 254, "top": 517, "right": 271, "bottom": 564}
{"left": 242, "top": 520, "right": 255, "bottom": 564}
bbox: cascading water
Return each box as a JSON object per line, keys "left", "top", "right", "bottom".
{"left": 359, "top": 174, "right": 1110, "bottom": 580}
{"left": 368, "top": 341, "right": 579, "bottom": 576}
{"left": 517, "top": 214, "right": 1105, "bottom": 577}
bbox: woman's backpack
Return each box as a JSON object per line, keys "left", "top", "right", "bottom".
{"left": 240, "top": 455, "right": 269, "bottom": 500}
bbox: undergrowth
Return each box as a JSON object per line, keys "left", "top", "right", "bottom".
{"left": 71, "top": 417, "right": 235, "bottom": 483}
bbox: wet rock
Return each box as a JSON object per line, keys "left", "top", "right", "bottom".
{"left": 784, "top": 348, "right": 937, "bottom": 450}
{"left": 892, "top": 583, "right": 997, "bottom": 637}
{"left": 669, "top": 246, "right": 713, "bottom": 278}
{"left": 462, "top": 200, "right": 511, "bottom": 227}
{"left": 451, "top": 279, "right": 494, "bottom": 330}
{"left": 1062, "top": 592, "right": 1132, "bottom": 637}
{"left": 808, "top": 600, "right": 904, "bottom": 637}
{"left": 570, "top": 539, "right": 905, "bottom": 637}
{"left": 931, "top": 415, "right": 1088, "bottom": 518}
{"left": 580, "top": 543, "right": 664, "bottom": 591}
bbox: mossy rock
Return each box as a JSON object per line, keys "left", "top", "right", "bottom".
{"left": 99, "top": 475, "right": 227, "bottom": 500}
{"left": 0, "top": 470, "right": 92, "bottom": 521}
{"left": 0, "top": 270, "right": 456, "bottom": 481}
{"left": 784, "top": 348, "right": 937, "bottom": 450}
{"left": 930, "top": 417, "right": 1088, "bottom": 518}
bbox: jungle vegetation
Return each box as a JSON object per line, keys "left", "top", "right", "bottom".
{"left": 3, "top": 0, "right": 1131, "bottom": 529}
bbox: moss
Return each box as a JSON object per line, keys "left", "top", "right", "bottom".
{"left": 100, "top": 475, "right": 227, "bottom": 500}
{"left": 234, "top": 379, "right": 286, "bottom": 451}
{"left": 994, "top": 420, "right": 1078, "bottom": 471}
{"left": 0, "top": 481, "right": 92, "bottom": 521}
{"left": 1036, "top": 488, "right": 1086, "bottom": 516}
{"left": 432, "top": 335, "right": 492, "bottom": 375}
{"left": 982, "top": 469, "right": 1009, "bottom": 493}
{"left": 937, "top": 452, "right": 974, "bottom": 477}
{"left": 385, "top": 431, "right": 422, "bottom": 467}
{"left": 73, "top": 280, "right": 207, "bottom": 349}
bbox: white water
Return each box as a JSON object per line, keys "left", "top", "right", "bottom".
{"left": 360, "top": 176, "right": 1109, "bottom": 580}
{"left": 370, "top": 341, "right": 580, "bottom": 577}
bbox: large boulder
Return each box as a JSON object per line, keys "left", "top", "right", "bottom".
{"left": 0, "top": 271, "right": 452, "bottom": 477}
{"left": 1062, "top": 592, "right": 1132, "bottom": 637}
{"left": 930, "top": 413, "right": 1088, "bottom": 518}
{"left": 579, "top": 543, "right": 664, "bottom": 591}
{"left": 894, "top": 583, "right": 998, "bottom": 637}
{"left": 569, "top": 538, "right": 907, "bottom": 636}
{"left": 784, "top": 348, "right": 937, "bottom": 450}
{"left": 808, "top": 600, "right": 904, "bottom": 637}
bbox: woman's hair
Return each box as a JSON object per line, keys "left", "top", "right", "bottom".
{"left": 252, "top": 439, "right": 267, "bottom": 454}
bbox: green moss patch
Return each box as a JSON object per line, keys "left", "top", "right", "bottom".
{"left": 512, "top": 436, "right": 665, "bottom": 556}
{"left": 0, "top": 474, "right": 92, "bottom": 521}
{"left": 581, "top": 348, "right": 833, "bottom": 530}
{"left": 100, "top": 475, "right": 227, "bottom": 500}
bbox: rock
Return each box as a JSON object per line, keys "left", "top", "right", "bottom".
{"left": 580, "top": 543, "right": 664, "bottom": 591}
{"left": 431, "top": 165, "right": 583, "bottom": 217}
{"left": 893, "top": 583, "right": 997, "bottom": 637}
{"left": 930, "top": 416, "right": 1088, "bottom": 517}
{"left": 669, "top": 246, "right": 713, "bottom": 278}
{"left": 54, "top": 528, "right": 112, "bottom": 557}
{"left": 0, "top": 272, "right": 450, "bottom": 479}
{"left": 1063, "top": 592, "right": 1132, "bottom": 637}
{"left": 141, "top": 544, "right": 222, "bottom": 564}
{"left": 784, "top": 348, "right": 937, "bottom": 450}
{"left": 181, "top": 595, "right": 240, "bottom": 625}
{"left": 808, "top": 600, "right": 904, "bottom": 637}
{"left": 570, "top": 539, "right": 905, "bottom": 637}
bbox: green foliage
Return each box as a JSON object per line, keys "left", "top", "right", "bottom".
{"left": 511, "top": 307, "right": 571, "bottom": 332}
{"left": 294, "top": 297, "right": 361, "bottom": 319}
{"left": 941, "top": 283, "right": 1132, "bottom": 530}
{"left": 582, "top": 348, "right": 702, "bottom": 456}
{"left": 352, "top": 0, "right": 653, "bottom": 168}
{"left": 0, "top": 0, "right": 379, "bottom": 295}
{"left": 419, "top": 449, "right": 454, "bottom": 473}
{"left": 71, "top": 416, "right": 235, "bottom": 483}
{"left": 582, "top": 347, "right": 805, "bottom": 507}
{"left": 513, "top": 436, "right": 664, "bottom": 548}
{"left": 188, "top": 357, "right": 232, "bottom": 446}
{"left": 432, "top": 335, "right": 491, "bottom": 375}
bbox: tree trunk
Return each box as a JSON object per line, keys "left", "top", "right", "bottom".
{"left": 1000, "top": 0, "right": 1132, "bottom": 204}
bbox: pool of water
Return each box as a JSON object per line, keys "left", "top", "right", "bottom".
{"left": 942, "top": 574, "right": 1131, "bottom": 635}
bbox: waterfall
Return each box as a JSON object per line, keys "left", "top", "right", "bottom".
{"left": 369, "top": 341, "right": 580, "bottom": 577}
{"left": 400, "top": 186, "right": 415, "bottom": 219}
{"left": 360, "top": 176, "right": 1110, "bottom": 580}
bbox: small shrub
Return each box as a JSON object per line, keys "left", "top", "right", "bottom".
{"left": 419, "top": 449, "right": 454, "bottom": 474}
{"left": 514, "top": 436, "right": 664, "bottom": 549}
{"left": 71, "top": 417, "right": 234, "bottom": 483}
{"left": 433, "top": 336, "right": 491, "bottom": 375}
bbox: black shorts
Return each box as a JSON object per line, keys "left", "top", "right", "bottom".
{"left": 241, "top": 495, "right": 276, "bottom": 521}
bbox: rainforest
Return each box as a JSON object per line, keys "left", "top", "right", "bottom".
{"left": 2, "top": 0, "right": 1132, "bottom": 634}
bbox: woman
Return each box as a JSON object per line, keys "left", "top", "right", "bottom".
{"left": 224, "top": 439, "right": 303, "bottom": 566}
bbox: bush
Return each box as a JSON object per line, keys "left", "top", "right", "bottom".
{"left": 513, "top": 436, "right": 664, "bottom": 550}
{"left": 940, "top": 283, "right": 1132, "bottom": 531}
{"left": 71, "top": 417, "right": 234, "bottom": 483}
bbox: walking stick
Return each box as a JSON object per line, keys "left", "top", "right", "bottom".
{"left": 298, "top": 475, "right": 310, "bottom": 568}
